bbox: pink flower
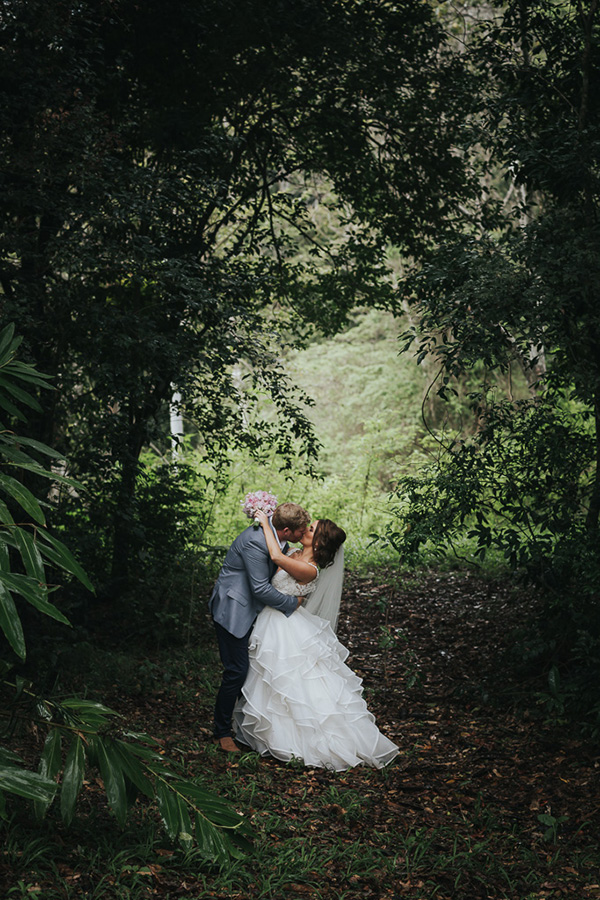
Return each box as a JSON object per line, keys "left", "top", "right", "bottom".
{"left": 241, "top": 490, "right": 278, "bottom": 521}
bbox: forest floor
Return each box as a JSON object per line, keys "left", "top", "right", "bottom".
{"left": 2, "top": 568, "right": 600, "bottom": 900}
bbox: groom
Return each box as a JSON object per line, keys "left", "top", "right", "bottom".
{"left": 209, "top": 502, "right": 311, "bottom": 752}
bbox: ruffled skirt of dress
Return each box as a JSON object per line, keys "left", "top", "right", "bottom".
{"left": 233, "top": 606, "right": 399, "bottom": 771}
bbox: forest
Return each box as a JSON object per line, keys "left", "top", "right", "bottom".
{"left": 1, "top": 0, "right": 600, "bottom": 898}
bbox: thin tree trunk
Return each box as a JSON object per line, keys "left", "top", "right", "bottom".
{"left": 109, "top": 417, "right": 146, "bottom": 593}
{"left": 586, "top": 391, "right": 600, "bottom": 531}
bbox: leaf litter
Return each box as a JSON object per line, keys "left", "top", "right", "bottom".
{"left": 2, "top": 569, "right": 599, "bottom": 899}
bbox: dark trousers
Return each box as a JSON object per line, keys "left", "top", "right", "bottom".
{"left": 213, "top": 621, "right": 253, "bottom": 738}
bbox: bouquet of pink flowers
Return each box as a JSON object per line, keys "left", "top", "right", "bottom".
{"left": 241, "top": 490, "right": 278, "bottom": 527}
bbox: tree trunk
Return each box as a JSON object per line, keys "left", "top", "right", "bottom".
{"left": 585, "top": 390, "right": 600, "bottom": 532}
{"left": 109, "top": 416, "right": 146, "bottom": 594}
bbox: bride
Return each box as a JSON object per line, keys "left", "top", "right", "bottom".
{"left": 233, "top": 510, "right": 399, "bottom": 771}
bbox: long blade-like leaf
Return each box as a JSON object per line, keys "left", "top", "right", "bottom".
{"left": 0, "top": 323, "right": 16, "bottom": 366}
{"left": 0, "top": 375, "right": 42, "bottom": 411}
{"left": 194, "top": 811, "right": 232, "bottom": 863}
{"left": 1, "top": 572, "right": 69, "bottom": 626}
{"left": 0, "top": 473, "right": 45, "bottom": 524}
{"left": 0, "top": 500, "right": 15, "bottom": 525}
{"left": 37, "top": 532, "right": 94, "bottom": 592}
{"left": 112, "top": 741, "right": 154, "bottom": 798}
{"left": 0, "top": 543, "right": 9, "bottom": 572}
{"left": 0, "top": 581, "right": 26, "bottom": 659}
{"left": 34, "top": 729, "right": 62, "bottom": 819}
{"left": 60, "top": 735, "right": 85, "bottom": 826}
{"left": 13, "top": 436, "right": 65, "bottom": 459}
{"left": 0, "top": 765, "right": 58, "bottom": 804}
{"left": 95, "top": 738, "right": 128, "bottom": 827}
{"left": 176, "top": 781, "right": 245, "bottom": 829}
{"left": 0, "top": 748, "right": 24, "bottom": 766}
{"left": 156, "top": 780, "right": 182, "bottom": 841}
{"left": 12, "top": 528, "right": 45, "bottom": 581}
{"left": 2, "top": 361, "right": 52, "bottom": 388}
{"left": 0, "top": 393, "right": 26, "bottom": 422}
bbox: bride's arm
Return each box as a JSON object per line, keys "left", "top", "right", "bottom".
{"left": 255, "top": 510, "right": 317, "bottom": 584}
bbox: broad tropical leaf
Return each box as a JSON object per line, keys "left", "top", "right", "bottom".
{"left": 61, "top": 735, "right": 85, "bottom": 826}
{"left": 156, "top": 779, "right": 193, "bottom": 844}
{"left": 0, "top": 765, "right": 58, "bottom": 804}
{"left": 37, "top": 532, "right": 95, "bottom": 593}
{"left": 112, "top": 740, "right": 154, "bottom": 798}
{"left": 0, "top": 375, "right": 42, "bottom": 411}
{"left": 0, "top": 747, "right": 24, "bottom": 766}
{"left": 0, "top": 472, "right": 46, "bottom": 524}
{"left": 0, "top": 323, "right": 17, "bottom": 366}
{"left": 0, "top": 392, "right": 27, "bottom": 422}
{"left": 176, "top": 781, "right": 246, "bottom": 829}
{"left": 10, "top": 436, "right": 65, "bottom": 459}
{"left": 194, "top": 811, "right": 233, "bottom": 864}
{"left": 34, "top": 730, "right": 62, "bottom": 819}
{"left": 0, "top": 581, "right": 26, "bottom": 658}
{"left": 0, "top": 572, "right": 69, "bottom": 626}
{"left": 95, "top": 738, "right": 128, "bottom": 827}
{"left": 11, "top": 527, "right": 45, "bottom": 582}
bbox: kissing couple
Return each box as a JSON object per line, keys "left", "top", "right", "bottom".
{"left": 209, "top": 501, "right": 398, "bottom": 771}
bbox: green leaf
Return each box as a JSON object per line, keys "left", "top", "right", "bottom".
{"left": 0, "top": 443, "right": 42, "bottom": 469}
{"left": 2, "top": 361, "right": 52, "bottom": 388}
{"left": 0, "top": 323, "right": 17, "bottom": 367}
{"left": 12, "top": 436, "right": 65, "bottom": 459}
{"left": 61, "top": 735, "right": 85, "bottom": 826}
{"left": 194, "top": 811, "right": 232, "bottom": 863}
{"left": 34, "top": 729, "right": 62, "bottom": 819}
{"left": 10, "top": 462, "right": 82, "bottom": 490}
{"left": 155, "top": 779, "right": 181, "bottom": 841}
{"left": 548, "top": 665, "right": 561, "bottom": 698}
{"left": 0, "top": 473, "right": 45, "bottom": 524}
{"left": 37, "top": 531, "right": 95, "bottom": 592}
{"left": 112, "top": 741, "right": 154, "bottom": 799}
{"left": 1, "top": 572, "right": 69, "bottom": 626}
{"left": 11, "top": 528, "right": 45, "bottom": 581}
{"left": 0, "top": 765, "right": 58, "bottom": 804}
{"left": 0, "top": 393, "right": 27, "bottom": 422}
{"left": 0, "top": 500, "right": 15, "bottom": 525}
{"left": 0, "top": 375, "right": 42, "bottom": 411}
{"left": 95, "top": 738, "right": 128, "bottom": 827}
{"left": 61, "top": 699, "right": 117, "bottom": 716}
{"left": 176, "top": 782, "right": 245, "bottom": 829}
{"left": 0, "top": 747, "right": 24, "bottom": 766}
{"left": 0, "top": 581, "right": 26, "bottom": 659}
{"left": 156, "top": 781, "right": 193, "bottom": 844}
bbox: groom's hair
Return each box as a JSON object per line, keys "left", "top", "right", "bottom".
{"left": 272, "top": 503, "right": 310, "bottom": 532}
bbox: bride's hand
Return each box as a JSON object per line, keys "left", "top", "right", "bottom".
{"left": 254, "top": 509, "right": 269, "bottom": 527}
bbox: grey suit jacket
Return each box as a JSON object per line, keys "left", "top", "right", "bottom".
{"left": 209, "top": 524, "right": 297, "bottom": 637}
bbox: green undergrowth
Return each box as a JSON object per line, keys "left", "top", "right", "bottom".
{"left": 3, "top": 746, "right": 599, "bottom": 900}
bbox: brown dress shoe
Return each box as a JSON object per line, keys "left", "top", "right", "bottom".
{"left": 214, "top": 736, "right": 240, "bottom": 753}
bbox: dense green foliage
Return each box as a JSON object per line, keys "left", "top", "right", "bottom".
{"left": 1, "top": 0, "right": 599, "bottom": 803}
{"left": 385, "top": 1, "right": 600, "bottom": 725}
{"left": 0, "top": 325, "right": 251, "bottom": 859}
{"left": 0, "top": 0, "right": 471, "bottom": 597}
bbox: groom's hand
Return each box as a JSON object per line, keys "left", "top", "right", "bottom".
{"left": 296, "top": 596, "right": 302, "bottom": 608}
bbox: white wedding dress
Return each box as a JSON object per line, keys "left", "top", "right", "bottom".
{"left": 233, "top": 559, "right": 399, "bottom": 771}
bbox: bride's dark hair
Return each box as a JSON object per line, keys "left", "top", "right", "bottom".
{"left": 312, "top": 519, "right": 346, "bottom": 569}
